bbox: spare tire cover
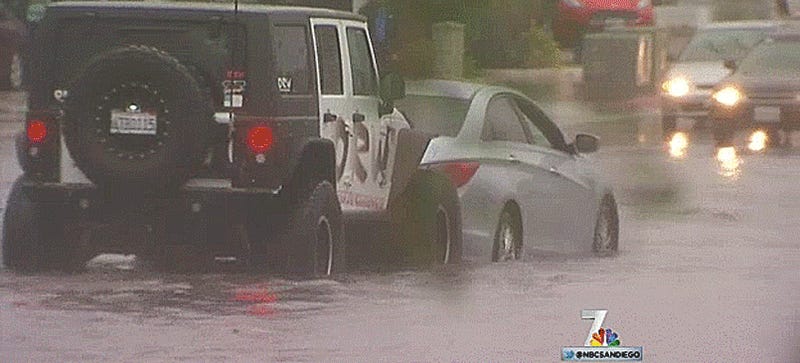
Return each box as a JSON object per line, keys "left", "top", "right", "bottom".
{"left": 63, "top": 45, "right": 213, "bottom": 190}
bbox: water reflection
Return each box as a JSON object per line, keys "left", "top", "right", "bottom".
{"left": 668, "top": 132, "right": 689, "bottom": 159}
{"left": 716, "top": 147, "right": 742, "bottom": 179}
{"left": 233, "top": 285, "right": 279, "bottom": 316}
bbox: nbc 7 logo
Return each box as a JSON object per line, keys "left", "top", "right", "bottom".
{"left": 582, "top": 309, "right": 608, "bottom": 346}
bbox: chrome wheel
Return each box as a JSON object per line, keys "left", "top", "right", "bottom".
{"left": 10, "top": 53, "right": 22, "bottom": 90}
{"left": 494, "top": 209, "right": 521, "bottom": 262}
{"left": 593, "top": 197, "right": 619, "bottom": 255}
{"left": 316, "top": 215, "right": 334, "bottom": 276}
{"left": 435, "top": 205, "right": 452, "bottom": 264}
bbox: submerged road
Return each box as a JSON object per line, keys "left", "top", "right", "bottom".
{"left": 0, "top": 90, "right": 798, "bottom": 362}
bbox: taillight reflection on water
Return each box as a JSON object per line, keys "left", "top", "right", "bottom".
{"left": 233, "top": 286, "right": 279, "bottom": 317}
{"left": 716, "top": 146, "right": 741, "bottom": 179}
{"left": 668, "top": 132, "right": 689, "bottom": 159}
{"left": 747, "top": 130, "right": 767, "bottom": 152}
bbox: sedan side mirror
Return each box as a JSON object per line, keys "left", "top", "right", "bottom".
{"left": 379, "top": 73, "right": 405, "bottom": 116}
{"left": 723, "top": 59, "right": 737, "bottom": 71}
{"left": 380, "top": 73, "right": 405, "bottom": 103}
{"left": 574, "top": 134, "right": 599, "bottom": 154}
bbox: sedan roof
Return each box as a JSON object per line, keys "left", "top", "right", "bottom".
{"left": 405, "top": 80, "right": 485, "bottom": 101}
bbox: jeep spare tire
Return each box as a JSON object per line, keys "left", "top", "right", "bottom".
{"left": 63, "top": 45, "right": 213, "bottom": 190}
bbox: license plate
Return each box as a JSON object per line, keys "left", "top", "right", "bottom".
{"left": 753, "top": 106, "right": 781, "bottom": 123}
{"left": 110, "top": 110, "right": 158, "bottom": 135}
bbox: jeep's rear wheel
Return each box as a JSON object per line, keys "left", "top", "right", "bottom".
{"left": 63, "top": 45, "right": 213, "bottom": 190}
{"left": 280, "top": 181, "right": 345, "bottom": 277}
{"left": 2, "top": 177, "right": 88, "bottom": 272}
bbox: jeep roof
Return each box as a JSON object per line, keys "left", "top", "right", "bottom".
{"left": 46, "top": 1, "right": 364, "bottom": 21}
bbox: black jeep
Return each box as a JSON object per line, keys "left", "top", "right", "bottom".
{"left": 3, "top": 1, "right": 462, "bottom": 275}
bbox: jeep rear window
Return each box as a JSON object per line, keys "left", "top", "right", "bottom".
{"left": 273, "top": 25, "right": 312, "bottom": 95}
{"left": 314, "top": 25, "right": 343, "bottom": 95}
{"left": 346, "top": 27, "right": 377, "bottom": 96}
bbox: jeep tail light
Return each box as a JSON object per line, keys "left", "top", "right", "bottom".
{"left": 246, "top": 126, "right": 274, "bottom": 154}
{"left": 21, "top": 112, "right": 60, "bottom": 182}
{"left": 26, "top": 120, "right": 48, "bottom": 144}
{"left": 434, "top": 162, "right": 480, "bottom": 188}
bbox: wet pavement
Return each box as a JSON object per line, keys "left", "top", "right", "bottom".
{"left": 1, "top": 89, "right": 799, "bottom": 362}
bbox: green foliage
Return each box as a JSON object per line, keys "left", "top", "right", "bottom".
{"left": 463, "top": 54, "right": 483, "bottom": 79}
{"left": 525, "top": 25, "right": 561, "bottom": 69}
{"left": 395, "top": 38, "right": 436, "bottom": 80}
{"left": 361, "top": 0, "right": 560, "bottom": 73}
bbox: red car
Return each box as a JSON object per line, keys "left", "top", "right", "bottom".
{"left": 0, "top": 5, "right": 26, "bottom": 90}
{"left": 552, "top": 0, "right": 656, "bottom": 48}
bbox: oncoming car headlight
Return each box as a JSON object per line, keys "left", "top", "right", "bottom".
{"left": 662, "top": 77, "right": 691, "bottom": 98}
{"left": 713, "top": 86, "right": 744, "bottom": 107}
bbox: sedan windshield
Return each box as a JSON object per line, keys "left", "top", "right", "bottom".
{"left": 395, "top": 95, "right": 471, "bottom": 137}
{"left": 737, "top": 40, "right": 800, "bottom": 76}
{"left": 679, "top": 28, "right": 770, "bottom": 62}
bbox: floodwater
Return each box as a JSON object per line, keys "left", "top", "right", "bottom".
{"left": 1, "top": 90, "right": 799, "bottom": 362}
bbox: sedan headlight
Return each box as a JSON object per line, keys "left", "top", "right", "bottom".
{"left": 662, "top": 77, "right": 691, "bottom": 98}
{"left": 563, "top": 0, "right": 584, "bottom": 8}
{"left": 637, "top": 0, "right": 652, "bottom": 10}
{"left": 712, "top": 86, "right": 744, "bottom": 107}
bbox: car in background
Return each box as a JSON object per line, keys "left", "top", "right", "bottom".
{"left": 0, "top": 3, "right": 26, "bottom": 90}
{"left": 710, "top": 31, "right": 800, "bottom": 148}
{"left": 552, "top": 0, "right": 655, "bottom": 49}
{"left": 396, "top": 80, "right": 618, "bottom": 263}
{"left": 660, "top": 21, "right": 777, "bottom": 137}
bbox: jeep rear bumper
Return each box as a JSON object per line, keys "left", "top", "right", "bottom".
{"left": 20, "top": 181, "right": 285, "bottom": 252}
{"left": 22, "top": 181, "right": 282, "bottom": 203}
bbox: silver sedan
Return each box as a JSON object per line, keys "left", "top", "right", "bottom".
{"left": 395, "top": 80, "right": 618, "bottom": 263}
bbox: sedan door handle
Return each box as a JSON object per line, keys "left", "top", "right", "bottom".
{"left": 323, "top": 112, "right": 337, "bottom": 123}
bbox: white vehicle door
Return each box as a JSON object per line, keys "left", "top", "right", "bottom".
{"left": 337, "top": 20, "right": 390, "bottom": 211}
{"left": 310, "top": 19, "right": 350, "bottom": 187}
{"left": 480, "top": 95, "right": 556, "bottom": 250}
{"left": 512, "top": 97, "right": 598, "bottom": 250}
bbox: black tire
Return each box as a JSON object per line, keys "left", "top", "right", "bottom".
{"left": 393, "top": 171, "right": 462, "bottom": 266}
{"left": 281, "top": 181, "right": 345, "bottom": 277}
{"left": 63, "top": 45, "right": 213, "bottom": 190}
{"left": 662, "top": 115, "right": 677, "bottom": 139}
{"left": 2, "top": 177, "right": 87, "bottom": 272}
{"left": 593, "top": 195, "right": 619, "bottom": 256}
{"left": 492, "top": 205, "right": 523, "bottom": 262}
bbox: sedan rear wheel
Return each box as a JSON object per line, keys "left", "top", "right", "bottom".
{"left": 593, "top": 195, "right": 619, "bottom": 256}
{"left": 493, "top": 208, "right": 522, "bottom": 262}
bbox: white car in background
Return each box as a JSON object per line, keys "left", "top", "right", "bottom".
{"left": 396, "top": 80, "right": 618, "bottom": 263}
{"left": 660, "top": 21, "right": 777, "bottom": 136}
